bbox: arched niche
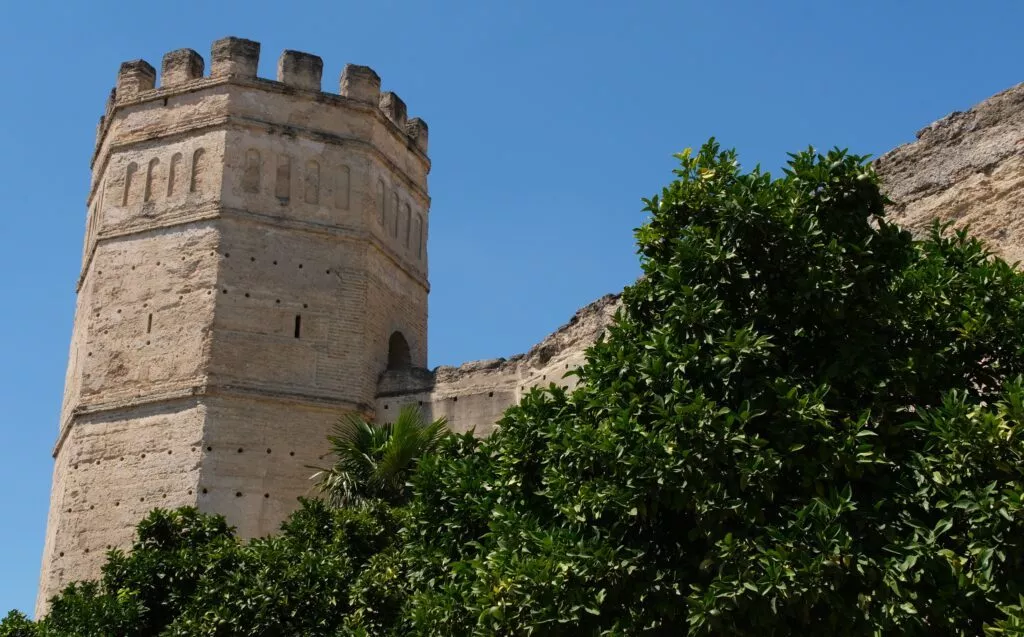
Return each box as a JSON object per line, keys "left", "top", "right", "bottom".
{"left": 387, "top": 331, "right": 411, "bottom": 370}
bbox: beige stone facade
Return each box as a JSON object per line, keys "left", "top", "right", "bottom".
{"left": 38, "top": 37, "right": 430, "bottom": 614}
{"left": 39, "top": 33, "right": 1024, "bottom": 618}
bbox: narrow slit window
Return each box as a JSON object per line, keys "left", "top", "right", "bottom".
{"left": 335, "top": 165, "right": 350, "bottom": 210}
{"left": 390, "top": 190, "right": 400, "bottom": 237}
{"left": 84, "top": 204, "right": 97, "bottom": 252}
{"left": 146, "top": 314, "right": 152, "bottom": 334}
{"left": 415, "top": 214, "right": 424, "bottom": 259}
{"left": 294, "top": 315, "right": 302, "bottom": 339}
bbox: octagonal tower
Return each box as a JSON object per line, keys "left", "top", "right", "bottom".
{"left": 37, "top": 37, "right": 430, "bottom": 613}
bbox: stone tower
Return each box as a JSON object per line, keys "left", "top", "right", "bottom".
{"left": 37, "top": 37, "right": 430, "bottom": 614}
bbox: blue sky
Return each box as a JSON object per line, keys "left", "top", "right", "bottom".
{"left": 2, "top": 0, "right": 1023, "bottom": 617}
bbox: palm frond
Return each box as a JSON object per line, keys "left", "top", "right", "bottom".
{"left": 311, "top": 405, "right": 451, "bottom": 507}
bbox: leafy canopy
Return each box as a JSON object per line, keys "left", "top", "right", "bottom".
{"left": 390, "top": 141, "right": 1024, "bottom": 634}
{"left": 9, "top": 502, "right": 399, "bottom": 636}
{"left": 10, "top": 140, "right": 1024, "bottom": 635}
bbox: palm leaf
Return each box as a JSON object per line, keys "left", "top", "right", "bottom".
{"left": 311, "top": 405, "right": 450, "bottom": 507}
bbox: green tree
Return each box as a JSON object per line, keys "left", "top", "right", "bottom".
{"left": 313, "top": 405, "right": 450, "bottom": 507}
{"left": 14, "top": 501, "right": 398, "bottom": 636}
{"left": 0, "top": 611, "right": 37, "bottom": 637}
{"left": 390, "top": 141, "right": 1024, "bottom": 635}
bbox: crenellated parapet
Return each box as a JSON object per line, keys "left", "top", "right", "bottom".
{"left": 98, "top": 37, "right": 429, "bottom": 160}
{"left": 87, "top": 35, "right": 432, "bottom": 291}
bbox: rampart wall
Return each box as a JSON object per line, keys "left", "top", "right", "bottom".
{"left": 376, "top": 294, "right": 620, "bottom": 435}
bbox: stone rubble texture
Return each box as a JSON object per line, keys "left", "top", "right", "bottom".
{"left": 876, "top": 81, "right": 1024, "bottom": 263}
{"left": 37, "top": 35, "right": 1024, "bottom": 617}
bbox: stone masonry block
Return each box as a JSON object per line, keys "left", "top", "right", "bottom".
{"left": 379, "top": 91, "right": 408, "bottom": 129}
{"left": 161, "top": 49, "right": 204, "bottom": 87}
{"left": 339, "top": 64, "right": 381, "bottom": 104}
{"left": 210, "top": 36, "right": 260, "bottom": 79}
{"left": 277, "top": 50, "right": 323, "bottom": 91}
{"left": 406, "top": 118, "right": 429, "bottom": 154}
{"left": 116, "top": 60, "right": 155, "bottom": 101}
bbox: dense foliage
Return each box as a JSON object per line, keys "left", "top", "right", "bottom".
{"left": 9, "top": 141, "right": 1024, "bottom": 635}
{"left": 6, "top": 503, "right": 400, "bottom": 636}
{"left": 312, "top": 405, "right": 450, "bottom": 507}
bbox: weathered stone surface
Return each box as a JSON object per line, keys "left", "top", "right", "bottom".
{"left": 876, "top": 82, "right": 1024, "bottom": 264}
{"left": 39, "top": 37, "right": 430, "bottom": 616}
{"left": 277, "top": 50, "right": 323, "bottom": 91}
{"left": 379, "top": 92, "right": 408, "bottom": 129}
{"left": 161, "top": 49, "right": 204, "bottom": 87}
{"left": 210, "top": 37, "right": 259, "bottom": 79}
{"left": 375, "top": 294, "right": 621, "bottom": 435}
{"left": 115, "top": 60, "right": 155, "bottom": 101}
{"left": 339, "top": 64, "right": 381, "bottom": 104}
{"left": 406, "top": 118, "right": 428, "bottom": 154}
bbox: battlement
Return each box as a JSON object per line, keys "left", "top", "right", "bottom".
{"left": 104, "top": 36, "right": 427, "bottom": 154}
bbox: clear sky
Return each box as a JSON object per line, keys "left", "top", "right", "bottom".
{"left": 2, "top": 0, "right": 1022, "bottom": 617}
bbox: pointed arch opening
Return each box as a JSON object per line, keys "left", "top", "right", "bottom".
{"left": 387, "top": 331, "right": 411, "bottom": 370}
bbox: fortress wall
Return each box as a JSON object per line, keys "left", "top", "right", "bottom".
{"left": 70, "top": 224, "right": 218, "bottom": 424}
{"left": 365, "top": 249, "right": 429, "bottom": 399}
{"left": 37, "top": 400, "right": 206, "bottom": 615}
{"left": 196, "top": 395, "right": 341, "bottom": 539}
{"left": 96, "top": 130, "right": 224, "bottom": 239}
{"left": 59, "top": 279, "right": 93, "bottom": 428}
{"left": 208, "top": 216, "right": 371, "bottom": 403}
{"left": 375, "top": 294, "right": 620, "bottom": 434}
{"left": 365, "top": 151, "right": 429, "bottom": 278}
{"left": 91, "top": 84, "right": 231, "bottom": 197}
{"left": 876, "top": 82, "right": 1024, "bottom": 263}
